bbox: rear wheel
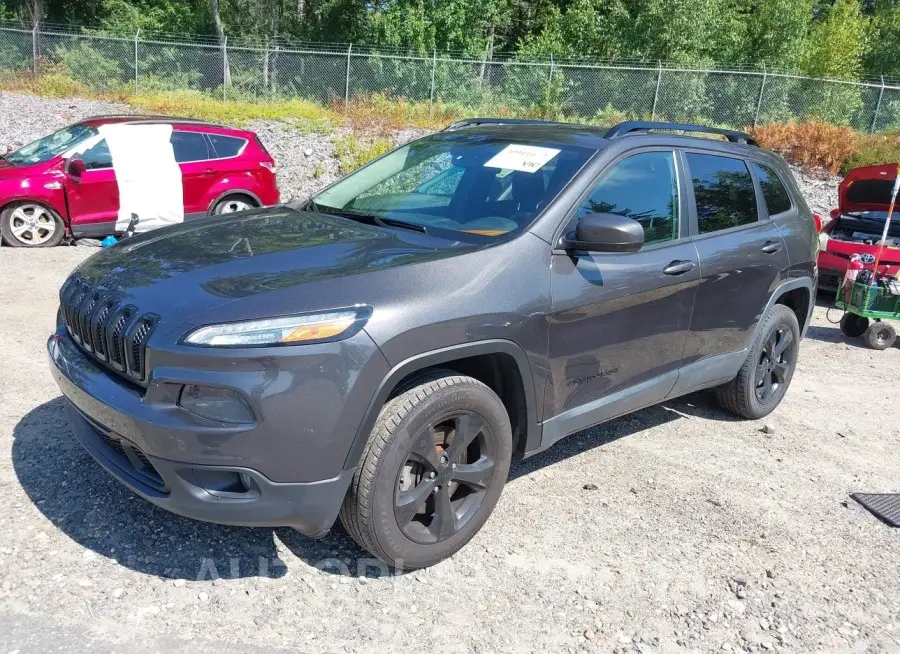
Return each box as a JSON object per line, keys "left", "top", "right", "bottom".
{"left": 212, "top": 195, "right": 257, "bottom": 215}
{"left": 340, "top": 371, "right": 512, "bottom": 569}
{"left": 1, "top": 202, "right": 65, "bottom": 247}
{"left": 863, "top": 321, "right": 896, "bottom": 350}
{"left": 839, "top": 313, "right": 869, "bottom": 338}
{"left": 716, "top": 304, "right": 800, "bottom": 420}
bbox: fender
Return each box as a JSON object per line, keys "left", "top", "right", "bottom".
{"left": 342, "top": 339, "right": 541, "bottom": 471}
{"left": 757, "top": 276, "right": 816, "bottom": 340}
{"left": 0, "top": 181, "right": 69, "bottom": 225}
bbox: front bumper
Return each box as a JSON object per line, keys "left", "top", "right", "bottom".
{"left": 48, "top": 331, "right": 359, "bottom": 536}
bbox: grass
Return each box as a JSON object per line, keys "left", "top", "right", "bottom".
{"left": 129, "top": 90, "right": 337, "bottom": 127}
{"left": 333, "top": 133, "right": 393, "bottom": 173}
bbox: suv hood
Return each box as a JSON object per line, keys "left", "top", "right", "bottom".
{"left": 839, "top": 163, "right": 900, "bottom": 214}
{"left": 72, "top": 205, "right": 476, "bottom": 320}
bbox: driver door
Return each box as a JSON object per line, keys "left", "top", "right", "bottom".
{"left": 543, "top": 149, "right": 700, "bottom": 444}
{"left": 66, "top": 137, "right": 119, "bottom": 231}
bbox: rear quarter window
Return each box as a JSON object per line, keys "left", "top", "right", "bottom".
{"left": 208, "top": 134, "right": 248, "bottom": 159}
{"left": 752, "top": 162, "right": 793, "bottom": 216}
{"left": 170, "top": 131, "right": 211, "bottom": 163}
{"left": 686, "top": 152, "right": 759, "bottom": 234}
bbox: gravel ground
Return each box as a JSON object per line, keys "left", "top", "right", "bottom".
{"left": 2, "top": 91, "right": 900, "bottom": 653}
{"left": 1, "top": 248, "right": 899, "bottom": 653}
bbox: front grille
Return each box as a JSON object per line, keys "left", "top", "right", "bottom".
{"left": 60, "top": 276, "right": 158, "bottom": 383}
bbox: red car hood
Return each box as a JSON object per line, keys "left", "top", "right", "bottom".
{"left": 838, "top": 163, "right": 900, "bottom": 214}
{"left": 0, "top": 159, "right": 55, "bottom": 180}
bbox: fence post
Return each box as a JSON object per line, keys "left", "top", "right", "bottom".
{"left": 548, "top": 53, "right": 554, "bottom": 84}
{"left": 429, "top": 49, "right": 437, "bottom": 110}
{"left": 272, "top": 44, "right": 279, "bottom": 97}
{"left": 651, "top": 61, "right": 663, "bottom": 120}
{"left": 223, "top": 36, "right": 228, "bottom": 102}
{"left": 31, "top": 24, "right": 37, "bottom": 79}
{"left": 134, "top": 30, "right": 140, "bottom": 96}
{"left": 871, "top": 76, "right": 886, "bottom": 133}
{"left": 344, "top": 44, "right": 353, "bottom": 105}
{"left": 754, "top": 64, "right": 767, "bottom": 127}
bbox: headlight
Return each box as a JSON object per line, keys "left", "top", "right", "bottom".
{"left": 182, "top": 307, "right": 370, "bottom": 347}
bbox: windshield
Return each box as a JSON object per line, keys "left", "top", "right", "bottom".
{"left": 312, "top": 133, "right": 595, "bottom": 240}
{"left": 6, "top": 124, "right": 97, "bottom": 166}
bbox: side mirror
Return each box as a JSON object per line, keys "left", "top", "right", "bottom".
{"left": 562, "top": 212, "right": 645, "bottom": 253}
{"left": 67, "top": 157, "right": 86, "bottom": 180}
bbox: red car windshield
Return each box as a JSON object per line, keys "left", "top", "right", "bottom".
{"left": 6, "top": 124, "right": 97, "bottom": 166}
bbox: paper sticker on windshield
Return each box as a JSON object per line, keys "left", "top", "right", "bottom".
{"left": 484, "top": 144, "right": 560, "bottom": 174}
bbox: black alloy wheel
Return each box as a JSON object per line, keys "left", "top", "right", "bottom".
{"left": 755, "top": 326, "right": 795, "bottom": 403}
{"left": 394, "top": 412, "right": 496, "bottom": 544}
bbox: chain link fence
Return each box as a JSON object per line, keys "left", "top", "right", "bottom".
{"left": 1, "top": 23, "right": 899, "bottom": 132}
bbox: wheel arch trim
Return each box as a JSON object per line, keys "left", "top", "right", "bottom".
{"left": 206, "top": 189, "right": 263, "bottom": 214}
{"left": 763, "top": 277, "right": 816, "bottom": 339}
{"left": 342, "top": 339, "right": 541, "bottom": 471}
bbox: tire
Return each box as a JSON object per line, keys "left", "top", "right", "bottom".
{"left": 716, "top": 304, "right": 801, "bottom": 420}
{"left": 0, "top": 202, "right": 65, "bottom": 247}
{"left": 211, "top": 195, "right": 257, "bottom": 215}
{"left": 839, "top": 313, "right": 869, "bottom": 338}
{"left": 863, "top": 321, "right": 897, "bottom": 350}
{"left": 340, "top": 370, "right": 512, "bottom": 569}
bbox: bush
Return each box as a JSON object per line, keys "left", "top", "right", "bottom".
{"left": 333, "top": 133, "right": 393, "bottom": 172}
{"left": 750, "top": 120, "right": 859, "bottom": 174}
{"left": 54, "top": 41, "right": 124, "bottom": 91}
{"left": 845, "top": 133, "right": 900, "bottom": 173}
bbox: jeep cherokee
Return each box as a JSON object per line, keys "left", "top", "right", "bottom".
{"left": 48, "top": 119, "right": 817, "bottom": 569}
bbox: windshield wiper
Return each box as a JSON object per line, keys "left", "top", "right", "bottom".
{"left": 308, "top": 203, "right": 427, "bottom": 233}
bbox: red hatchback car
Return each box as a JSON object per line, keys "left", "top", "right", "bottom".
{"left": 0, "top": 116, "right": 279, "bottom": 247}
{"left": 818, "top": 163, "right": 900, "bottom": 291}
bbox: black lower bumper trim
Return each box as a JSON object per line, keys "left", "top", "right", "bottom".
{"left": 64, "top": 402, "right": 352, "bottom": 536}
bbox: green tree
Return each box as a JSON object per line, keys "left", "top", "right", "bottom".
{"left": 745, "top": 0, "right": 814, "bottom": 70}
{"left": 801, "top": 0, "right": 868, "bottom": 80}
{"left": 864, "top": 0, "right": 900, "bottom": 79}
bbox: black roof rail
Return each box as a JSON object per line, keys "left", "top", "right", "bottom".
{"left": 442, "top": 117, "right": 575, "bottom": 131}
{"left": 604, "top": 121, "right": 758, "bottom": 146}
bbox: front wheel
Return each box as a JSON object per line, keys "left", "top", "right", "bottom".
{"left": 716, "top": 304, "right": 801, "bottom": 420}
{"left": 340, "top": 371, "right": 512, "bottom": 569}
{"left": 863, "top": 321, "right": 897, "bottom": 350}
{"left": 1, "top": 202, "right": 65, "bottom": 247}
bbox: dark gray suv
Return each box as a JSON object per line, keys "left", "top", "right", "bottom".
{"left": 48, "top": 119, "right": 817, "bottom": 568}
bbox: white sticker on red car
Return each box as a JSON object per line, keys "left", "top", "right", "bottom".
{"left": 484, "top": 144, "right": 560, "bottom": 174}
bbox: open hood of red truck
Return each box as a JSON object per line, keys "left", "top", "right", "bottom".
{"left": 839, "top": 163, "right": 900, "bottom": 214}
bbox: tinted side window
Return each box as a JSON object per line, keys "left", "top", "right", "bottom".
{"left": 208, "top": 134, "right": 247, "bottom": 159}
{"left": 686, "top": 153, "right": 758, "bottom": 234}
{"left": 81, "top": 139, "right": 112, "bottom": 170}
{"left": 752, "top": 162, "right": 792, "bottom": 216}
{"left": 577, "top": 151, "right": 679, "bottom": 245}
{"left": 170, "top": 131, "right": 210, "bottom": 163}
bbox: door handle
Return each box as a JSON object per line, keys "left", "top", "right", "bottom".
{"left": 761, "top": 241, "right": 782, "bottom": 254}
{"left": 663, "top": 260, "right": 696, "bottom": 275}
{"left": 201, "top": 168, "right": 217, "bottom": 176}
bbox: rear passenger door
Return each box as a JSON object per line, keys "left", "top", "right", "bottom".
{"left": 680, "top": 151, "right": 790, "bottom": 366}
{"left": 170, "top": 130, "right": 214, "bottom": 217}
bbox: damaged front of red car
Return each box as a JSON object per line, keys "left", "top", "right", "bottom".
{"left": 817, "top": 163, "right": 900, "bottom": 291}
